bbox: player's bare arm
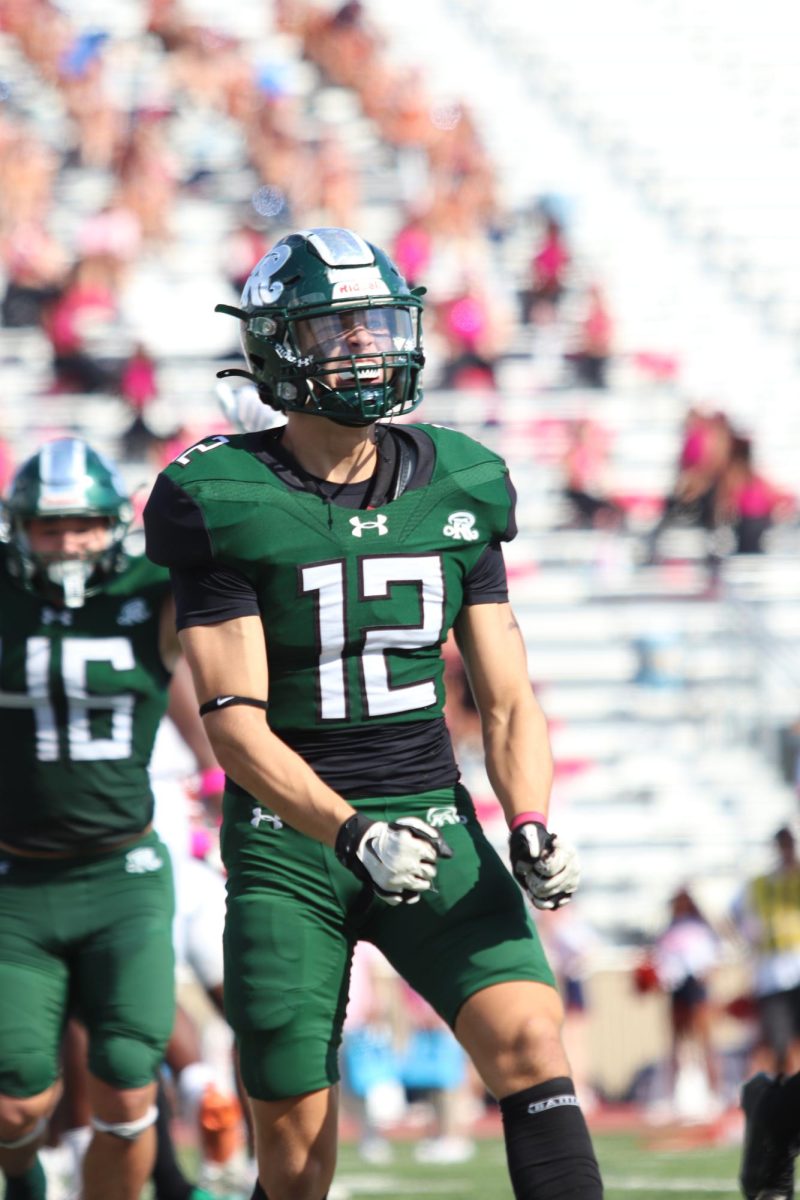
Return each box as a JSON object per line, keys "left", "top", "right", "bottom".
{"left": 454, "top": 600, "right": 553, "bottom": 825}
{"left": 456, "top": 600, "right": 578, "bottom": 910}
{"left": 179, "top": 616, "right": 355, "bottom": 846}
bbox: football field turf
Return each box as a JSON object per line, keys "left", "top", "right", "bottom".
{"left": 328, "top": 1131, "right": 743, "bottom": 1199}
{"left": 0, "top": 1128, "right": 743, "bottom": 1198}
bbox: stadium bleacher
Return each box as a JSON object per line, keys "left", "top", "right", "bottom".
{"left": 2, "top": 0, "right": 799, "bottom": 956}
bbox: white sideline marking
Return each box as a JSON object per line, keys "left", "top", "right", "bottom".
{"left": 604, "top": 1177, "right": 739, "bottom": 1193}
{"left": 331, "top": 1172, "right": 740, "bottom": 1197}
{"left": 331, "top": 1178, "right": 466, "bottom": 1196}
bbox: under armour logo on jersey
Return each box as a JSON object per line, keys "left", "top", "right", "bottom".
{"left": 426, "top": 805, "right": 467, "bottom": 828}
{"left": 125, "top": 847, "right": 164, "bottom": 874}
{"left": 350, "top": 514, "right": 388, "bottom": 537}
{"left": 117, "top": 598, "right": 151, "bottom": 626}
{"left": 443, "top": 511, "right": 479, "bottom": 541}
{"left": 251, "top": 806, "right": 284, "bottom": 830}
{"left": 42, "top": 606, "right": 72, "bottom": 626}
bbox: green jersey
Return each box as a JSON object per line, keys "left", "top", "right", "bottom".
{"left": 0, "top": 545, "right": 173, "bottom": 853}
{"left": 145, "top": 424, "right": 514, "bottom": 736}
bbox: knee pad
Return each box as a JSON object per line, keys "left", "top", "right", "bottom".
{"left": 0, "top": 1115, "right": 48, "bottom": 1150}
{"left": 90, "top": 1034, "right": 162, "bottom": 1091}
{"left": 91, "top": 1105, "right": 157, "bottom": 1141}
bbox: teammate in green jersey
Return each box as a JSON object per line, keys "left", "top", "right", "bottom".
{"left": 0, "top": 437, "right": 179, "bottom": 1200}
{"left": 144, "top": 227, "right": 603, "bottom": 1200}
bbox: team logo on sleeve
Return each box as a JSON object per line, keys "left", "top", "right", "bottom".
{"left": 117, "top": 598, "right": 151, "bottom": 626}
{"left": 350, "top": 514, "right": 388, "bottom": 537}
{"left": 443, "top": 511, "right": 479, "bottom": 541}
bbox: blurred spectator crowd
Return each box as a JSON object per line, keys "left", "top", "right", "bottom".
{"left": 2, "top": 0, "right": 800, "bottom": 1147}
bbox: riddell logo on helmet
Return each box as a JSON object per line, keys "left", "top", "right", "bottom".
{"left": 39, "top": 490, "right": 84, "bottom": 510}
{"left": 330, "top": 267, "right": 390, "bottom": 301}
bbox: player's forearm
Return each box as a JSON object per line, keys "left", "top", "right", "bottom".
{"left": 481, "top": 694, "right": 554, "bottom": 826}
{"left": 205, "top": 714, "right": 355, "bottom": 846}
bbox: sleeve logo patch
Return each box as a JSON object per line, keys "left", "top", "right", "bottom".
{"left": 117, "top": 598, "right": 151, "bottom": 626}
{"left": 443, "top": 511, "right": 479, "bottom": 541}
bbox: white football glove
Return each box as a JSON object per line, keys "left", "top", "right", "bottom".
{"left": 509, "top": 820, "right": 580, "bottom": 910}
{"left": 335, "top": 814, "right": 453, "bottom": 905}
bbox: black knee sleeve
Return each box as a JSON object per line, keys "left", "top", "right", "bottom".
{"left": 499, "top": 1076, "right": 603, "bottom": 1199}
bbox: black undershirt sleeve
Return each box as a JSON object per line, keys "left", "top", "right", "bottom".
{"left": 170, "top": 563, "right": 260, "bottom": 631}
{"left": 462, "top": 541, "right": 509, "bottom": 604}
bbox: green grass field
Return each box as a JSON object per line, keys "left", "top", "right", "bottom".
{"left": 0, "top": 1127, "right": 744, "bottom": 1198}
{"left": 328, "top": 1131, "right": 743, "bottom": 1199}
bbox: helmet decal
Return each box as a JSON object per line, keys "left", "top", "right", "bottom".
{"left": 37, "top": 438, "right": 91, "bottom": 511}
{"left": 240, "top": 244, "right": 292, "bottom": 308}
{"left": 304, "top": 228, "right": 373, "bottom": 266}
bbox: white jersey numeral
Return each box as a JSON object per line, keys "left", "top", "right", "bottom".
{"left": 61, "top": 638, "right": 136, "bottom": 760}
{"left": 300, "top": 554, "right": 445, "bottom": 721}
{"left": 0, "top": 636, "right": 136, "bottom": 761}
{"left": 299, "top": 561, "right": 348, "bottom": 720}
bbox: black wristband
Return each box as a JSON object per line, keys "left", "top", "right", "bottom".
{"left": 199, "top": 695, "right": 269, "bottom": 717}
{"left": 334, "top": 813, "right": 375, "bottom": 869}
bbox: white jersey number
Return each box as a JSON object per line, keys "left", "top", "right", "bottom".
{"left": 300, "top": 554, "right": 445, "bottom": 720}
{"left": 0, "top": 636, "right": 136, "bottom": 761}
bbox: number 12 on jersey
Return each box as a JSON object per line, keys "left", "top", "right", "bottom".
{"left": 300, "top": 554, "right": 446, "bottom": 721}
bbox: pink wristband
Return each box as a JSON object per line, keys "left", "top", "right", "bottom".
{"left": 200, "top": 767, "right": 225, "bottom": 796}
{"left": 509, "top": 810, "right": 548, "bottom": 832}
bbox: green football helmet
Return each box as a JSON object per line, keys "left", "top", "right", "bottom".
{"left": 4, "top": 437, "right": 133, "bottom": 607}
{"left": 216, "top": 227, "right": 426, "bottom": 426}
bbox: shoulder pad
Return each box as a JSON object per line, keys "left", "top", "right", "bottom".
{"left": 160, "top": 432, "right": 266, "bottom": 487}
{"left": 410, "top": 423, "right": 507, "bottom": 472}
{"left": 145, "top": 433, "right": 276, "bottom": 569}
{"left": 407, "top": 423, "right": 516, "bottom": 542}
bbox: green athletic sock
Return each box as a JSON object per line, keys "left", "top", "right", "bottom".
{"left": 4, "top": 1156, "right": 47, "bottom": 1200}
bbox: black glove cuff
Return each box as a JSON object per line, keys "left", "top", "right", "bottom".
{"left": 334, "top": 813, "right": 375, "bottom": 869}
{"left": 509, "top": 821, "right": 552, "bottom": 863}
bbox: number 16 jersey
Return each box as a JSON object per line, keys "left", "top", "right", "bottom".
{"left": 0, "top": 547, "right": 172, "bottom": 852}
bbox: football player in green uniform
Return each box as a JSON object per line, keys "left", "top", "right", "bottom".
{"left": 144, "top": 227, "right": 603, "bottom": 1200}
{"left": 0, "top": 438, "right": 178, "bottom": 1200}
